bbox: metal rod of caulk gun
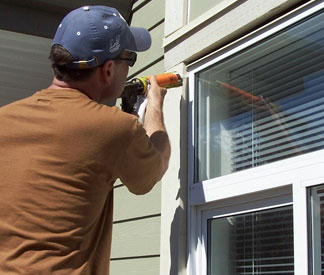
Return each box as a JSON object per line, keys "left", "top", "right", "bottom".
{"left": 216, "top": 80, "right": 304, "bottom": 154}
{"left": 216, "top": 80, "right": 279, "bottom": 110}
{"left": 216, "top": 81, "right": 262, "bottom": 102}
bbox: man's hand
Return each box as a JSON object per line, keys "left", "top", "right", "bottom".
{"left": 145, "top": 75, "right": 167, "bottom": 110}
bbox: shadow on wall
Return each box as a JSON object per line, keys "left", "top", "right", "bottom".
{"left": 170, "top": 204, "right": 186, "bottom": 275}
{"left": 169, "top": 89, "right": 192, "bottom": 275}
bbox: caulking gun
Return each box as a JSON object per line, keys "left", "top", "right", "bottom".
{"left": 120, "top": 73, "right": 183, "bottom": 113}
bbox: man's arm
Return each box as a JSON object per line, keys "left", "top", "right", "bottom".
{"left": 143, "top": 75, "right": 171, "bottom": 181}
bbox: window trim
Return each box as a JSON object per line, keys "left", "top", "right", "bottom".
{"left": 187, "top": 1, "right": 324, "bottom": 274}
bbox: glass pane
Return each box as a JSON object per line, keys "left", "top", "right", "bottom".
{"left": 195, "top": 10, "right": 324, "bottom": 182}
{"left": 208, "top": 206, "right": 294, "bottom": 275}
{"left": 309, "top": 185, "right": 324, "bottom": 274}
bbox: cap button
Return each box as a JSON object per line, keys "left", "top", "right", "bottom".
{"left": 83, "top": 6, "right": 90, "bottom": 11}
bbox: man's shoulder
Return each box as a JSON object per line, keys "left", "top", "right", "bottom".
{"left": 74, "top": 102, "right": 141, "bottom": 137}
{"left": 0, "top": 94, "right": 34, "bottom": 112}
{"left": 90, "top": 103, "right": 137, "bottom": 124}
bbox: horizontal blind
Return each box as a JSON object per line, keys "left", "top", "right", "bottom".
{"left": 234, "top": 207, "right": 294, "bottom": 274}
{"left": 208, "top": 206, "right": 294, "bottom": 275}
{"left": 227, "top": 14, "right": 324, "bottom": 172}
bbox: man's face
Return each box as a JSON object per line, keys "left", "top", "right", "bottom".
{"left": 109, "top": 50, "right": 137, "bottom": 100}
{"left": 99, "top": 50, "right": 136, "bottom": 102}
{"left": 114, "top": 50, "right": 134, "bottom": 91}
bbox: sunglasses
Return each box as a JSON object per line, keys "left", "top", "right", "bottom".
{"left": 113, "top": 51, "right": 137, "bottom": 67}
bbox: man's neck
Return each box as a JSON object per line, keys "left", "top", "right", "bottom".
{"left": 48, "top": 77, "right": 95, "bottom": 100}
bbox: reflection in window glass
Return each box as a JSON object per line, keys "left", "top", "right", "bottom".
{"left": 207, "top": 206, "right": 294, "bottom": 274}
{"left": 195, "top": 10, "right": 324, "bottom": 182}
{"left": 309, "top": 185, "right": 324, "bottom": 274}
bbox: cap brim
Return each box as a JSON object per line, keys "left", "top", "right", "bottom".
{"left": 126, "top": 26, "right": 152, "bottom": 52}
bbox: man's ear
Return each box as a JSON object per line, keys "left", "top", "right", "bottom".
{"left": 101, "top": 60, "right": 114, "bottom": 85}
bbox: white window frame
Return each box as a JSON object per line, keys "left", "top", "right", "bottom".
{"left": 187, "top": 1, "right": 324, "bottom": 274}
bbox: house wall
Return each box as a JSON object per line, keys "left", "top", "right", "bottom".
{"left": 109, "top": 0, "right": 166, "bottom": 274}
{"left": 161, "top": 0, "right": 307, "bottom": 274}
{"left": 0, "top": 30, "right": 52, "bottom": 106}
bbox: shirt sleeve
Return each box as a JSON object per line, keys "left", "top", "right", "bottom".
{"left": 117, "top": 121, "right": 162, "bottom": 195}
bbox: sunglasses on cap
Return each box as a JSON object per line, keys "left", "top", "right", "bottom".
{"left": 113, "top": 51, "right": 137, "bottom": 67}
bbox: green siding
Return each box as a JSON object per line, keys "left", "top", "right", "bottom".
{"left": 132, "top": 0, "right": 165, "bottom": 30}
{"left": 110, "top": 257, "right": 160, "bottom": 275}
{"left": 0, "top": 29, "right": 52, "bottom": 106}
{"left": 114, "top": 183, "right": 161, "bottom": 222}
{"left": 129, "top": 21, "right": 165, "bottom": 77}
{"left": 111, "top": 216, "right": 161, "bottom": 258}
{"left": 133, "top": 0, "right": 147, "bottom": 10}
{"left": 135, "top": 59, "right": 165, "bottom": 77}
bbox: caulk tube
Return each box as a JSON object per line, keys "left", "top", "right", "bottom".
{"left": 145, "top": 73, "right": 182, "bottom": 89}
{"left": 122, "top": 73, "right": 182, "bottom": 96}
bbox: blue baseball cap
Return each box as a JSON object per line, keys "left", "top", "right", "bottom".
{"left": 52, "top": 5, "right": 151, "bottom": 69}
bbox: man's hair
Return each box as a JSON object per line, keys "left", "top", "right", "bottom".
{"left": 49, "top": 45, "right": 97, "bottom": 82}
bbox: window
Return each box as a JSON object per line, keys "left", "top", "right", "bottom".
{"left": 188, "top": 2, "right": 324, "bottom": 275}
{"left": 195, "top": 7, "right": 324, "bottom": 182}
{"left": 208, "top": 206, "right": 294, "bottom": 274}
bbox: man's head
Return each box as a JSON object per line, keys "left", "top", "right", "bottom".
{"left": 51, "top": 5, "right": 150, "bottom": 70}
{"left": 49, "top": 5, "right": 151, "bottom": 100}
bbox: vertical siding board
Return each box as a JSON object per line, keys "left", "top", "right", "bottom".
{"left": 111, "top": 216, "right": 161, "bottom": 258}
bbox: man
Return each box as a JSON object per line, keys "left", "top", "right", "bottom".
{"left": 0, "top": 5, "right": 170, "bottom": 274}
